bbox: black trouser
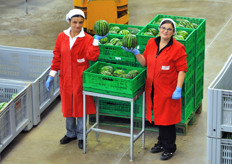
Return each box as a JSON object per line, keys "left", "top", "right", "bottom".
{"left": 157, "top": 124, "right": 177, "bottom": 153}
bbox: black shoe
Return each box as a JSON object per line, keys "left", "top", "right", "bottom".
{"left": 150, "top": 144, "right": 164, "bottom": 153}
{"left": 160, "top": 151, "right": 174, "bottom": 160}
{"left": 78, "top": 140, "right": 83, "bottom": 149}
{"left": 60, "top": 135, "right": 77, "bottom": 144}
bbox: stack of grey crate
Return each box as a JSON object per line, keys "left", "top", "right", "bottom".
{"left": 207, "top": 54, "right": 232, "bottom": 164}
{"left": 0, "top": 45, "right": 60, "bottom": 157}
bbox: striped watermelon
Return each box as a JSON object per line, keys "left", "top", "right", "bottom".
{"left": 122, "top": 34, "right": 137, "bottom": 49}
{"left": 94, "top": 20, "right": 109, "bottom": 36}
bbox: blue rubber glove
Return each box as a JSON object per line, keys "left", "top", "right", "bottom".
{"left": 46, "top": 76, "right": 54, "bottom": 91}
{"left": 94, "top": 33, "right": 109, "bottom": 40}
{"left": 172, "top": 87, "right": 182, "bottom": 99}
{"left": 121, "top": 46, "right": 140, "bottom": 55}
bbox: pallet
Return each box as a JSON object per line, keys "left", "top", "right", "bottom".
{"left": 89, "top": 102, "right": 202, "bottom": 136}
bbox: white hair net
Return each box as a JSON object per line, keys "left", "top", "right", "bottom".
{"left": 66, "top": 9, "right": 85, "bottom": 23}
{"left": 159, "top": 18, "right": 176, "bottom": 35}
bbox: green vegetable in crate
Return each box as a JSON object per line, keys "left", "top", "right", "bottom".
{"left": 115, "top": 41, "right": 122, "bottom": 46}
{"left": 110, "top": 26, "right": 120, "bottom": 33}
{"left": 143, "top": 32, "right": 154, "bottom": 36}
{"left": 0, "top": 102, "right": 8, "bottom": 111}
{"left": 100, "top": 71, "right": 112, "bottom": 76}
{"left": 148, "top": 28, "right": 158, "bottom": 36}
{"left": 178, "top": 19, "right": 194, "bottom": 29}
{"left": 109, "top": 30, "right": 118, "bottom": 34}
{"left": 11, "top": 93, "right": 17, "bottom": 99}
{"left": 177, "top": 30, "right": 189, "bottom": 39}
{"left": 192, "top": 23, "right": 198, "bottom": 29}
{"left": 100, "top": 66, "right": 114, "bottom": 74}
{"left": 110, "top": 38, "right": 120, "bottom": 45}
{"left": 131, "top": 28, "right": 140, "bottom": 35}
{"left": 105, "top": 42, "right": 113, "bottom": 45}
{"left": 124, "top": 74, "right": 133, "bottom": 79}
{"left": 174, "top": 35, "right": 185, "bottom": 40}
{"left": 122, "top": 34, "right": 137, "bottom": 49}
{"left": 119, "top": 29, "right": 130, "bottom": 35}
{"left": 99, "top": 37, "right": 109, "bottom": 44}
{"left": 128, "top": 70, "right": 140, "bottom": 78}
{"left": 113, "top": 69, "right": 126, "bottom": 77}
{"left": 94, "top": 20, "right": 109, "bottom": 36}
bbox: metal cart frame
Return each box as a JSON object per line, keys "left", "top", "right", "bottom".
{"left": 83, "top": 90, "right": 145, "bottom": 161}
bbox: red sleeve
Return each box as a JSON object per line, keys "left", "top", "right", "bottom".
{"left": 51, "top": 33, "right": 62, "bottom": 71}
{"left": 175, "top": 45, "right": 187, "bottom": 72}
{"left": 85, "top": 35, "right": 100, "bottom": 61}
{"left": 142, "top": 38, "right": 154, "bottom": 66}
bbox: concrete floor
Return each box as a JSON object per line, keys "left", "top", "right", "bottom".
{"left": 1, "top": 0, "right": 232, "bottom": 164}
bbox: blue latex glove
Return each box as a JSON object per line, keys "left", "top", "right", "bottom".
{"left": 94, "top": 33, "right": 109, "bottom": 40}
{"left": 172, "top": 87, "right": 182, "bottom": 99}
{"left": 46, "top": 76, "right": 54, "bottom": 91}
{"left": 121, "top": 46, "right": 140, "bottom": 55}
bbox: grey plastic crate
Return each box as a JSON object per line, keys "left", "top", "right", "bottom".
{"left": 0, "top": 81, "right": 32, "bottom": 154}
{"left": 208, "top": 54, "right": 232, "bottom": 138}
{"left": 0, "top": 45, "right": 60, "bottom": 126}
{"left": 207, "top": 137, "right": 232, "bottom": 164}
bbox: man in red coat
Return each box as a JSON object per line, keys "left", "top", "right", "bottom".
{"left": 122, "top": 18, "right": 187, "bottom": 160}
{"left": 46, "top": 9, "right": 108, "bottom": 149}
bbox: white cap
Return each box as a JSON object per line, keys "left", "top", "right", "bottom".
{"left": 66, "top": 9, "right": 85, "bottom": 23}
{"left": 159, "top": 18, "right": 176, "bottom": 35}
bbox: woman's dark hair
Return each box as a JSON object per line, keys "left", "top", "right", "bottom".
{"left": 69, "top": 14, "right": 84, "bottom": 21}
{"left": 159, "top": 20, "right": 175, "bottom": 29}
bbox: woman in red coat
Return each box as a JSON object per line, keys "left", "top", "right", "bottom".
{"left": 45, "top": 9, "right": 108, "bottom": 149}
{"left": 122, "top": 18, "right": 187, "bottom": 160}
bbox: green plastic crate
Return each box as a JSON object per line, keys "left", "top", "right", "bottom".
{"left": 109, "top": 23, "right": 144, "bottom": 36}
{"left": 196, "top": 47, "right": 205, "bottom": 66}
{"left": 97, "top": 94, "right": 143, "bottom": 117}
{"left": 99, "top": 34, "right": 135, "bottom": 58}
{"left": 182, "top": 71, "right": 195, "bottom": 94}
{"left": 195, "top": 73, "right": 204, "bottom": 94}
{"left": 137, "top": 24, "right": 196, "bottom": 59}
{"left": 195, "top": 60, "right": 204, "bottom": 80}
{"left": 196, "top": 35, "right": 205, "bottom": 54}
{"left": 83, "top": 61, "right": 146, "bottom": 98}
{"left": 195, "top": 86, "right": 203, "bottom": 109}
{"left": 149, "top": 14, "right": 206, "bottom": 43}
{"left": 97, "top": 54, "right": 137, "bottom": 67}
{"left": 182, "top": 85, "right": 194, "bottom": 109}
{"left": 181, "top": 98, "right": 194, "bottom": 123}
{"left": 186, "top": 57, "right": 195, "bottom": 78}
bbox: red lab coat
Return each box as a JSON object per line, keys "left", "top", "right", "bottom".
{"left": 51, "top": 32, "right": 99, "bottom": 117}
{"left": 143, "top": 38, "right": 187, "bottom": 125}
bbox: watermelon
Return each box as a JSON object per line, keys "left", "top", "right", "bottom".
{"left": 192, "top": 23, "right": 198, "bottom": 29}
{"left": 0, "top": 102, "right": 8, "bottom": 111}
{"left": 115, "top": 41, "right": 122, "bottom": 46}
{"left": 110, "top": 38, "right": 120, "bottom": 45}
{"left": 105, "top": 42, "right": 113, "bottom": 45}
{"left": 110, "top": 26, "right": 120, "bottom": 33}
{"left": 128, "top": 70, "right": 139, "bottom": 78}
{"left": 99, "top": 37, "right": 109, "bottom": 44}
{"left": 177, "top": 30, "right": 189, "bottom": 39}
{"left": 131, "top": 28, "right": 140, "bottom": 35}
{"left": 94, "top": 20, "right": 109, "bottom": 36}
{"left": 100, "top": 66, "right": 114, "bottom": 74}
{"left": 113, "top": 69, "right": 126, "bottom": 77}
{"left": 148, "top": 28, "right": 158, "bottom": 36}
{"left": 143, "top": 32, "right": 154, "bottom": 36}
{"left": 174, "top": 35, "right": 185, "bottom": 40}
{"left": 109, "top": 30, "right": 118, "bottom": 34}
{"left": 100, "top": 71, "right": 112, "bottom": 76}
{"left": 119, "top": 29, "right": 130, "bottom": 35}
{"left": 122, "top": 34, "right": 137, "bottom": 49}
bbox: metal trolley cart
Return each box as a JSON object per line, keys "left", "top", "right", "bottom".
{"left": 83, "top": 90, "right": 145, "bottom": 161}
